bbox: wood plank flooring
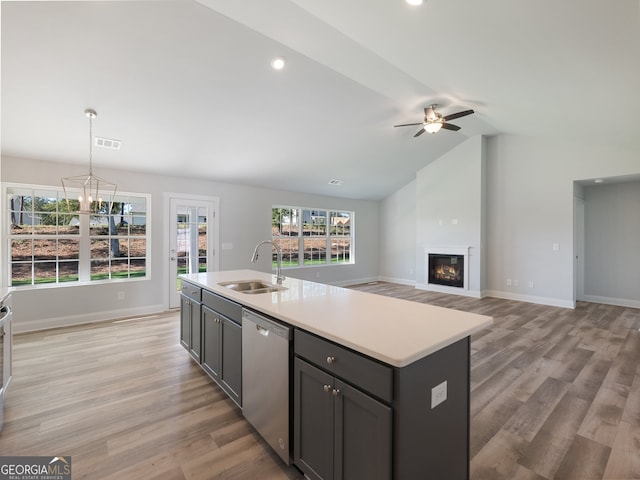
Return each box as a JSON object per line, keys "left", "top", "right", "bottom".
{"left": 351, "top": 283, "right": 640, "bottom": 480}
{"left": 0, "top": 284, "right": 638, "bottom": 479}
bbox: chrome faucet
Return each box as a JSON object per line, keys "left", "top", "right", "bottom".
{"left": 251, "top": 240, "right": 285, "bottom": 285}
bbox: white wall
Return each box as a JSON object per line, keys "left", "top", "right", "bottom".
{"left": 415, "top": 136, "right": 485, "bottom": 295}
{"left": 380, "top": 133, "right": 640, "bottom": 308}
{"left": 2, "top": 156, "right": 380, "bottom": 331}
{"left": 581, "top": 181, "right": 640, "bottom": 307}
{"left": 485, "top": 135, "right": 639, "bottom": 307}
{"left": 379, "top": 179, "right": 416, "bottom": 284}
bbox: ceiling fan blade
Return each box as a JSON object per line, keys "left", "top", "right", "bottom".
{"left": 394, "top": 122, "right": 423, "bottom": 128}
{"left": 442, "top": 109, "right": 474, "bottom": 122}
{"left": 441, "top": 123, "right": 461, "bottom": 131}
{"left": 413, "top": 128, "right": 426, "bottom": 137}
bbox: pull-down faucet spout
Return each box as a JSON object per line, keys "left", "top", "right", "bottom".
{"left": 251, "top": 240, "right": 285, "bottom": 285}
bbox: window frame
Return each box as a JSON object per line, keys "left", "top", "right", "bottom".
{"left": 272, "top": 205, "right": 354, "bottom": 269}
{"left": 4, "top": 183, "right": 151, "bottom": 288}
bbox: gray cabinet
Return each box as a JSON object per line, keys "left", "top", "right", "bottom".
{"left": 180, "top": 281, "right": 201, "bottom": 362}
{"left": 294, "top": 331, "right": 392, "bottom": 480}
{"left": 201, "top": 291, "right": 242, "bottom": 407}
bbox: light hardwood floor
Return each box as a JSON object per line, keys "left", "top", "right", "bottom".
{"left": 0, "top": 284, "right": 638, "bottom": 479}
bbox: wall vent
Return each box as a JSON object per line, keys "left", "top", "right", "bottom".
{"left": 95, "top": 137, "right": 122, "bottom": 150}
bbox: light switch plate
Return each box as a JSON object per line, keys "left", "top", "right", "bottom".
{"left": 431, "top": 381, "right": 447, "bottom": 409}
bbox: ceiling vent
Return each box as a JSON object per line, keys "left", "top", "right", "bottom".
{"left": 328, "top": 179, "right": 344, "bottom": 186}
{"left": 95, "top": 137, "right": 121, "bottom": 150}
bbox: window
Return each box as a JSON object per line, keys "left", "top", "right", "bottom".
{"left": 6, "top": 184, "right": 149, "bottom": 287}
{"left": 272, "top": 206, "right": 353, "bottom": 268}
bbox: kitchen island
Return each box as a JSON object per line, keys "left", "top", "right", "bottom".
{"left": 181, "top": 270, "right": 492, "bottom": 480}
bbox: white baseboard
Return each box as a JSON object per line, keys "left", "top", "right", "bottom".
{"left": 483, "top": 290, "right": 575, "bottom": 309}
{"left": 578, "top": 294, "right": 640, "bottom": 309}
{"left": 13, "top": 303, "right": 168, "bottom": 334}
{"left": 377, "top": 276, "right": 416, "bottom": 286}
{"left": 333, "top": 276, "right": 380, "bottom": 287}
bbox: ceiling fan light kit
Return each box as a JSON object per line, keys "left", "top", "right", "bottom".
{"left": 424, "top": 122, "right": 442, "bottom": 134}
{"left": 394, "top": 104, "right": 474, "bottom": 137}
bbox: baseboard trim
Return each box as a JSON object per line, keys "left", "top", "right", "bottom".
{"left": 483, "top": 290, "right": 575, "bottom": 309}
{"left": 333, "top": 276, "right": 379, "bottom": 287}
{"left": 377, "top": 276, "right": 416, "bottom": 287}
{"left": 13, "top": 304, "right": 168, "bottom": 333}
{"left": 578, "top": 294, "right": 640, "bottom": 310}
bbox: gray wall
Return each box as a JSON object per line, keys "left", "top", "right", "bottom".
{"left": 380, "top": 133, "right": 640, "bottom": 308}
{"left": 581, "top": 181, "right": 640, "bottom": 307}
{"left": 2, "top": 155, "right": 380, "bottom": 331}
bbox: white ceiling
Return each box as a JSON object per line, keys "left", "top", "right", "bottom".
{"left": 2, "top": 0, "right": 639, "bottom": 200}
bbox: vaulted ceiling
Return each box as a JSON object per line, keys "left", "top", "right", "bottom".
{"left": 2, "top": 1, "right": 639, "bottom": 200}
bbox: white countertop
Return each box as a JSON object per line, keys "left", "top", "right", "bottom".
{"left": 182, "top": 270, "right": 492, "bottom": 368}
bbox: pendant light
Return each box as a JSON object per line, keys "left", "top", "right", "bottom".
{"left": 61, "top": 108, "right": 117, "bottom": 214}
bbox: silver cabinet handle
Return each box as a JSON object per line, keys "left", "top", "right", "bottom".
{"left": 326, "top": 356, "right": 335, "bottom": 365}
{"left": 323, "top": 384, "right": 331, "bottom": 393}
{"left": 332, "top": 389, "right": 340, "bottom": 397}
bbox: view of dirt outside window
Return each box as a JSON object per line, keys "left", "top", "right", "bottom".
{"left": 272, "top": 206, "right": 353, "bottom": 268}
{"left": 7, "top": 185, "right": 149, "bottom": 286}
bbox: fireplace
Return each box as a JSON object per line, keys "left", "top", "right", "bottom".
{"left": 429, "top": 254, "right": 464, "bottom": 288}
{"left": 424, "top": 246, "right": 470, "bottom": 291}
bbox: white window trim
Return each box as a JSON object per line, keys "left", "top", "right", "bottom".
{"left": 3, "top": 182, "right": 152, "bottom": 289}
{"left": 272, "top": 205, "right": 354, "bottom": 269}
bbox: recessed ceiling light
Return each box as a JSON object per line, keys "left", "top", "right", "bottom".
{"left": 405, "top": 0, "right": 423, "bottom": 5}
{"left": 270, "top": 56, "right": 286, "bottom": 70}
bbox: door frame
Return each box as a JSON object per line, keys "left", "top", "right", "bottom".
{"left": 164, "top": 192, "right": 220, "bottom": 309}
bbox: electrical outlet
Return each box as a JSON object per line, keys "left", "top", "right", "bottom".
{"left": 431, "top": 381, "right": 447, "bottom": 409}
{"left": 118, "top": 291, "right": 125, "bottom": 300}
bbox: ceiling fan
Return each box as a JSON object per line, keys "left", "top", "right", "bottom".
{"left": 394, "top": 104, "right": 475, "bottom": 137}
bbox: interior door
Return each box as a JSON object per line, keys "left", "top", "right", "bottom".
{"left": 168, "top": 196, "right": 219, "bottom": 308}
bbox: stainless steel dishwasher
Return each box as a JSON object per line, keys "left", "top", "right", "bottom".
{"left": 242, "top": 308, "right": 292, "bottom": 465}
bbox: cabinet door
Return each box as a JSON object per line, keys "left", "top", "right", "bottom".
{"left": 189, "top": 301, "right": 201, "bottom": 362}
{"left": 220, "top": 317, "right": 242, "bottom": 406}
{"left": 180, "top": 295, "right": 190, "bottom": 350}
{"left": 294, "top": 358, "right": 334, "bottom": 480}
{"left": 202, "top": 306, "right": 222, "bottom": 380}
{"left": 334, "top": 379, "right": 392, "bottom": 480}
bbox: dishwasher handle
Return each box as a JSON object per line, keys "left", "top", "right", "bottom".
{"left": 243, "top": 308, "right": 291, "bottom": 340}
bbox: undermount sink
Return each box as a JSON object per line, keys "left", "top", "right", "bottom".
{"left": 218, "top": 280, "right": 287, "bottom": 294}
